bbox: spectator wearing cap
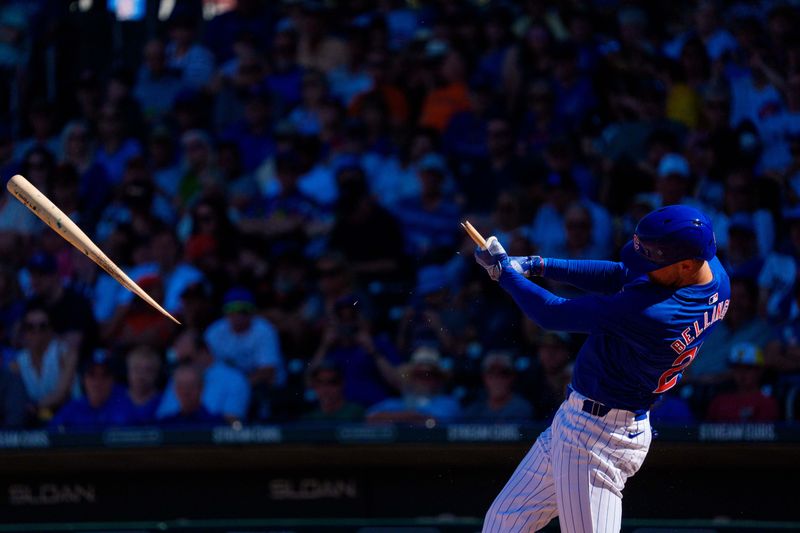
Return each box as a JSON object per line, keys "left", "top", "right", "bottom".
{"left": 302, "top": 360, "right": 365, "bottom": 422}
{"left": 158, "top": 364, "right": 225, "bottom": 428}
{"left": 366, "top": 346, "right": 461, "bottom": 424}
{"left": 134, "top": 38, "right": 186, "bottom": 125}
{"left": 49, "top": 350, "right": 136, "bottom": 429}
{"left": 123, "top": 345, "right": 162, "bottom": 424}
{"left": 166, "top": 12, "right": 215, "bottom": 89}
{"left": 520, "top": 332, "right": 573, "bottom": 423}
{"left": 755, "top": 71, "right": 800, "bottom": 175}
{"left": 706, "top": 343, "right": 779, "bottom": 423}
{"left": 24, "top": 251, "right": 97, "bottom": 358}
{"left": 158, "top": 329, "right": 250, "bottom": 423}
{"left": 205, "top": 287, "right": 285, "bottom": 389}
{"left": 389, "top": 153, "right": 461, "bottom": 262}
{"left": 10, "top": 306, "right": 78, "bottom": 424}
{"left": 637, "top": 153, "right": 708, "bottom": 211}
{"left": 462, "top": 351, "right": 533, "bottom": 422}
{"left": 308, "top": 294, "right": 401, "bottom": 408}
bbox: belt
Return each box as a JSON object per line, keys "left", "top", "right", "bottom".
{"left": 567, "top": 386, "right": 648, "bottom": 421}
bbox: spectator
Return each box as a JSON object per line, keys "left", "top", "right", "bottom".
{"left": 396, "top": 265, "right": 465, "bottom": 357}
{"left": 134, "top": 38, "right": 186, "bottom": 125}
{"left": 638, "top": 153, "right": 708, "bottom": 211}
{"left": 204, "top": 287, "right": 285, "bottom": 388}
{"left": 157, "top": 330, "right": 250, "bottom": 423}
{"left": 50, "top": 350, "right": 135, "bottom": 429}
{"left": 419, "top": 49, "right": 472, "bottom": 132}
{"left": 686, "top": 277, "right": 770, "bottom": 388}
{"left": 0, "top": 365, "right": 28, "bottom": 428}
{"left": 14, "top": 100, "right": 60, "bottom": 160}
{"left": 538, "top": 203, "right": 607, "bottom": 261}
{"left": 308, "top": 294, "right": 401, "bottom": 408}
{"left": 366, "top": 346, "right": 461, "bottom": 424}
{"left": 648, "top": 392, "right": 695, "bottom": 426}
{"left": 165, "top": 12, "right": 215, "bottom": 89}
{"left": 462, "top": 351, "right": 533, "bottom": 422}
{"left": 327, "top": 165, "right": 408, "bottom": 285}
{"left": 116, "top": 228, "right": 204, "bottom": 317}
{"left": 95, "top": 104, "right": 143, "bottom": 186}
{"left": 295, "top": 3, "right": 348, "bottom": 74}
{"left": 349, "top": 50, "right": 409, "bottom": 127}
{"left": 521, "top": 332, "right": 573, "bottom": 423}
{"left": 706, "top": 342, "right": 780, "bottom": 423}
{"left": 124, "top": 346, "right": 162, "bottom": 424}
{"left": 390, "top": 155, "right": 461, "bottom": 261}
{"left": 302, "top": 360, "right": 365, "bottom": 422}
{"left": 103, "top": 273, "right": 176, "bottom": 351}
{"left": 158, "top": 364, "right": 225, "bottom": 428}
{"left": 221, "top": 86, "right": 276, "bottom": 173}
{"left": 177, "top": 129, "right": 223, "bottom": 208}
{"left": 59, "top": 120, "right": 113, "bottom": 225}
{"left": 265, "top": 27, "right": 305, "bottom": 113}
{"left": 11, "top": 306, "right": 78, "bottom": 421}
{"left": 0, "top": 264, "right": 23, "bottom": 350}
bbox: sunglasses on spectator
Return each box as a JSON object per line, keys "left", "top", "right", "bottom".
{"left": 318, "top": 266, "right": 344, "bottom": 277}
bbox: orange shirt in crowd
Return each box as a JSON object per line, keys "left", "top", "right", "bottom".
{"left": 706, "top": 391, "right": 780, "bottom": 423}
{"left": 418, "top": 82, "right": 471, "bottom": 131}
{"left": 349, "top": 85, "right": 410, "bottom": 126}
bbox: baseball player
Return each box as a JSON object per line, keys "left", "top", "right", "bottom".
{"left": 474, "top": 205, "right": 730, "bottom": 532}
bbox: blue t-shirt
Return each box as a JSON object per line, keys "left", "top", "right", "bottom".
{"left": 498, "top": 257, "right": 731, "bottom": 411}
{"left": 50, "top": 386, "right": 137, "bottom": 429}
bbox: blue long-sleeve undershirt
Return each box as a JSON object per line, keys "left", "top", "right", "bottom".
{"left": 541, "top": 258, "right": 638, "bottom": 294}
{"left": 498, "top": 266, "right": 607, "bottom": 333}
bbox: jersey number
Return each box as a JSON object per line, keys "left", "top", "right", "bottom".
{"left": 653, "top": 346, "right": 699, "bottom": 394}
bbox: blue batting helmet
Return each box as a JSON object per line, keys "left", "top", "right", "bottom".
{"left": 620, "top": 205, "right": 716, "bottom": 273}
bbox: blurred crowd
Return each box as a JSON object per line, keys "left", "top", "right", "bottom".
{"left": 0, "top": 0, "right": 799, "bottom": 430}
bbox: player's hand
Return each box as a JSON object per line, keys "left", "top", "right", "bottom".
{"left": 474, "top": 236, "right": 514, "bottom": 280}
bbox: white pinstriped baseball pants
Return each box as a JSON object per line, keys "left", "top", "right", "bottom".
{"left": 483, "top": 389, "right": 652, "bottom": 532}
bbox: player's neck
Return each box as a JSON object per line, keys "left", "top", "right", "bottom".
{"left": 678, "top": 261, "right": 713, "bottom": 288}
